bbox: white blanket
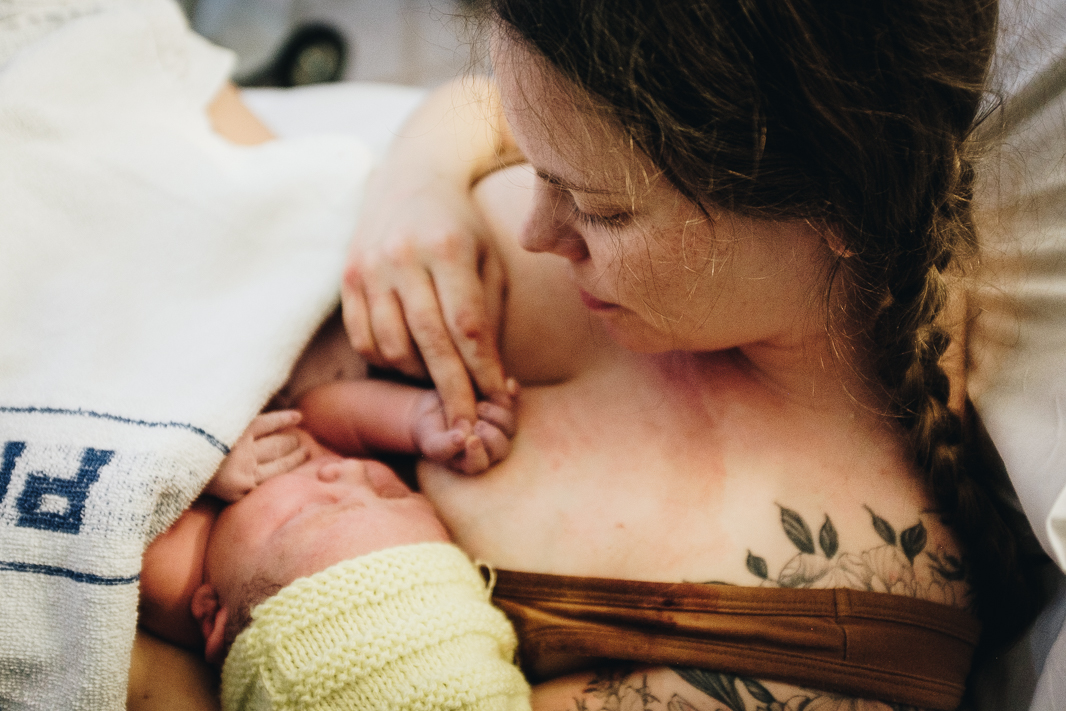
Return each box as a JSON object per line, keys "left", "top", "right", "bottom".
{"left": 0, "top": 2, "right": 371, "bottom": 708}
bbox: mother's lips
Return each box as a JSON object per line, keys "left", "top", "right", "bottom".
{"left": 579, "top": 289, "right": 619, "bottom": 312}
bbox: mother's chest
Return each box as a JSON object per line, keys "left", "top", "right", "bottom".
{"left": 418, "top": 373, "right": 770, "bottom": 582}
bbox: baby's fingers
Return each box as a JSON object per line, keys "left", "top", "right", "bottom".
{"left": 252, "top": 429, "right": 302, "bottom": 465}
{"left": 455, "top": 435, "right": 490, "bottom": 475}
{"left": 256, "top": 445, "right": 310, "bottom": 483}
{"left": 475, "top": 400, "right": 517, "bottom": 438}
{"left": 246, "top": 410, "right": 302, "bottom": 439}
{"left": 419, "top": 428, "right": 467, "bottom": 463}
{"left": 474, "top": 420, "right": 512, "bottom": 465}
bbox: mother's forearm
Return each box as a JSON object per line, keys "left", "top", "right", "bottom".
{"left": 375, "top": 76, "right": 524, "bottom": 194}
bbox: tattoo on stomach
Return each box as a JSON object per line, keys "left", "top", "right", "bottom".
{"left": 557, "top": 667, "right": 922, "bottom": 711}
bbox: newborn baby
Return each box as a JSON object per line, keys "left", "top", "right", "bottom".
{"left": 139, "top": 412, "right": 528, "bottom": 711}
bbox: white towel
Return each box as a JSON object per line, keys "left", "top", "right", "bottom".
{"left": 0, "top": 2, "right": 371, "bottom": 708}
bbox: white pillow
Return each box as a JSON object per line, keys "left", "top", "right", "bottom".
{"left": 969, "top": 3, "right": 1066, "bottom": 708}
{"left": 242, "top": 81, "right": 427, "bottom": 159}
{"left": 972, "top": 45, "right": 1066, "bottom": 573}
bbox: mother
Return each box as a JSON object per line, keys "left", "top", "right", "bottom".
{"left": 341, "top": 0, "right": 1039, "bottom": 707}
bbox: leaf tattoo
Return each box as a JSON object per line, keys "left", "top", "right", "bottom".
{"left": 568, "top": 666, "right": 929, "bottom": 711}
{"left": 780, "top": 506, "right": 816, "bottom": 554}
{"left": 865, "top": 505, "right": 897, "bottom": 545}
{"left": 746, "top": 503, "right": 968, "bottom": 610}
{"left": 746, "top": 551, "right": 769, "bottom": 580}
{"left": 670, "top": 670, "right": 795, "bottom": 711}
{"left": 673, "top": 668, "right": 745, "bottom": 711}
{"left": 739, "top": 677, "right": 775, "bottom": 705}
{"left": 582, "top": 668, "right": 632, "bottom": 703}
{"left": 819, "top": 515, "right": 839, "bottom": 558}
{"left": 900, "top": 521, "right": 928, "bottom": 562}
{"left": 667, "top": 695, "right": 701, "bottom": 711}
{"left": 632, "top": 675, "right": 660, "bottom": 707}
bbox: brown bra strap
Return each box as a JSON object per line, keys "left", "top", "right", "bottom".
{"left": 491, "top": 570, "right": 980, "bottom": 710}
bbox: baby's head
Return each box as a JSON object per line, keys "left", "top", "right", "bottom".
{"left": 190, "top": 458, "right": 450, "bottom": 664}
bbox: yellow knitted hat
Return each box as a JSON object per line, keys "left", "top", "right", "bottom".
{"left": 221, "top": 542, "right": 532, "bottom": 711}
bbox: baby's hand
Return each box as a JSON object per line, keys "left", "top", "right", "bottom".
{"left": 411, "top": 390, "right": 517, "bottom": 475}
{"left": 205, "top": 410, "right": 309, "bottom": 502}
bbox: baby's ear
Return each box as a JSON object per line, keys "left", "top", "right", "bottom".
{"left": 190, "top": 583, "right": 229, "bottom": 665}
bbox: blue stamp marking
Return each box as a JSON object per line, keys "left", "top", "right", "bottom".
{"left": 15, "top": 447, "right": 113, "bottom": 534}
{"left": 0, "top": 440, "right": 25, "bottom": 502}
{"left": 0, "top": 405, "right": 228, "bottom": 453}
{"left": 0, "top": 442, "right": 137, "bottom": 585}
{"left": 0, "top": 560, "right": 138, "bottom": 586}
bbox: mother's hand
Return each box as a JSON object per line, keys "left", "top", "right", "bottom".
{"left": 341, "top": 77, "right": 524, "bottom": 429}
{"left": 342, "top": 176, "right": 509, "bottom": 429}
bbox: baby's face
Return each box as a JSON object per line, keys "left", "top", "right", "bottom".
{"left": 203, "top": 457, "right": 449, "bottom": 612}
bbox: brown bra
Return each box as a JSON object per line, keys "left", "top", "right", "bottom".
{"left": 491, "top": 570, "right": 980, "bottom": 710}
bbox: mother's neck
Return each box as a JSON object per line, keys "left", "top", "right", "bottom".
{"left": 649, "top": 332, "right": 882, "bottom": 422}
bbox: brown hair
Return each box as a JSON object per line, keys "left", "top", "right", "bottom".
{"left": 482, "top": 0, "right": 1043, "bottom": 650}
{"left": 222, "top": 576, "right": 284, "bottom": 658}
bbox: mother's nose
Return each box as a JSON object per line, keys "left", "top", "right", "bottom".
{"left": 519, "top": 186, "right": 590, "bottom": 261}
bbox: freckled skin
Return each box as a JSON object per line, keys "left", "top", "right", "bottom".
{"left": 417, "top": 166, "right": 949, "bottom": 594}
{"left": 419, "top": 357, "right": 736, "bottom": 580}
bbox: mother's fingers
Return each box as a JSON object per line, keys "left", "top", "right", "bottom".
{"left": 341, "top": 267, "right": 386, "bottom": 369}
{"left": 341, "top": 174, "right": 511, "bottom": 429}
{"left": 367, "top": 287, "right": 427, "bottom": 380}
{"left": 346, "top": 256, "right": 481, "bottom": 426}
{"left": 399, "top": 275, "right": 480, "bottom": 427}
{"left": 343, "top": 259, "right": 422, "bottom": 375}
{"left": 433, "top": 243, "right": 509, "bottom": 406}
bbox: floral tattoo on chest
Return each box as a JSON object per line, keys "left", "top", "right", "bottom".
{"left": 744, "top": 505, "right": 969, "bottom": 608}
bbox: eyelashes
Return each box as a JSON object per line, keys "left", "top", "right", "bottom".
{"left": 535, "top": 171, "right": 634, "bottom": 231}
{"left": 569, "top": 205, "right": 633, "bottom": 230}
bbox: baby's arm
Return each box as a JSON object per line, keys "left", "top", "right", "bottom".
{"left": 299, "top": 379, "right": 516, "bottom": 475}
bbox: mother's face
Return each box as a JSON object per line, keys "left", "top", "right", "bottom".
{"left": 492, "top": 30, "right": 837, "bottom": 356}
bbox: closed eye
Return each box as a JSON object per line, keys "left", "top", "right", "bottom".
{"left": 570, "top": 205, "right": 633, "bottom": 230}
{"left": 535, "top": 169, "right": 633, "bottom": 231}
